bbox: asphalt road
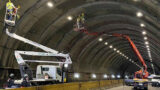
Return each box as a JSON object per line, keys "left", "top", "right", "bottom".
{"left": 106, "top": 85, "right": 160, "bottom": 90}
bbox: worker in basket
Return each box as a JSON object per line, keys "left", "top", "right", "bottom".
{"left": 6, "top": 0, "right": 16, "bottom": 20}
{"left": 75, "top": 13, "right": 85, "bottom": 31}
{"left": 6, "top": 0, "right": 20, "bottom": 21}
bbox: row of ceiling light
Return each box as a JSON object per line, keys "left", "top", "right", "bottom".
{"left": 98, "top": 38, "right": 141, "bottom": 68}
{"left": 74, "top": 73, "right": 121, "bottom": 79}
{"left": 46, "top": 1, "right": 153, "bottom": 71}
{"left": 137, "top": 8, "right": 155, "bottom": 74}
{"left": 141, "top": 26, "right": 155, "bottom": 74}
{"left": 46, "top": 1, "right": 143, "bottom": 21}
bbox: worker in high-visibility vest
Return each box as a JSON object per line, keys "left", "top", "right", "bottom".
{"left": 6, "top": 0, "right": 15, "bottom": 20}
{"left": 76, "top": 13, "right": 85, "bottom": 29}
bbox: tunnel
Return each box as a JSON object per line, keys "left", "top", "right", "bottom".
{"left": 0, "top": 0, "right": 160, "bottom": 90}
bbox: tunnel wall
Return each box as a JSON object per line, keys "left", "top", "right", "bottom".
{"left": 0, "top": 79, "right": 123, "bottom": 90}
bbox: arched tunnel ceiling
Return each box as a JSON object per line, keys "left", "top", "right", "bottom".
{"left": 0, "top": 0, "right": 160, "bottom": 74}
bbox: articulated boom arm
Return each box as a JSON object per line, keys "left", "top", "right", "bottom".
{"left": 112, "top": 33, "right": 148, "bottom": 78}
{"left": 15, "top": 51, "right": 72, "bottom": 65}
{"left": 6, "top": 28, "right": 72, "bottom": 65}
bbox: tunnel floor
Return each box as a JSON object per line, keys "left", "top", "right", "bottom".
{"left": 106, "top": 85, "right": 160, "bottom": 90}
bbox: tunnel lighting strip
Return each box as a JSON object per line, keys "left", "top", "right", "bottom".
{"left": 141, "top": 30, "right": 155, "bottom": 74}
{"left": 98, "top": 38, "right": 141, "bottom": 68}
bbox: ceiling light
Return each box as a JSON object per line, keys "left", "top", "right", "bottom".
{"left": 120, "top": 52, "right": 122, "bottom": 55}
{"left": 103, "top": 74, "right": 108, "bottom": 78}
{"left": 111, "top": 75, "right": 115, "bottom": 79}
{"left": 64, "top": 64, "right": 68, "bottom": 68}
{"left": 117, "top": 50, "right": 120, "bottom": 53}
{"left": 142, "top": 31, "right": 147, "bottom": 35}
{"left": 98, "top": 38, "right": 103, "bottom": 42}
{"left": 92, "top": 74, "right": 96, "bottom": 79}
{"left": 133, "top": 0, "right": 140, "bottom": 2}
{"left": 47, "top": 2, "right": 53, "bottom": 8}
{"left": 146, "top": 45, "right": 149, "bottom": 48}
{"left": 109, "top": 45, "right": 113, "bottom": 48}
{"left": 117, "top": 75, "right": 121, "bottom": 78}
{"left": 104, "top": 42, "right": 108, "bottom": 45}
{"left": 113, "top": 48, "right": 117, "bottom": 51}
{"left": 144, "top": 37, "right": 147, "bottom": 40}
{"left": 125, "top": 75, "right": 129, "bottom": 79}
{"left": 140, "top": 23, "right": 145, "bottom": 27}
{"left": 67, "top": 16, "right": 73, "bottom": 21}
{"left": 145, "top": 41, "right": 149, "bottom": 45}
{"left": 147, "top": 48, "right": 150, "bottom": 51}
{"left": 136, "top": 12, "right": 143, "bottom": 17}
{"left": 74, "top": 73, "right": 80, "bottom": 79}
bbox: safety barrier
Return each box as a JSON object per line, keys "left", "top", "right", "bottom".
{"left": 1, "top": 79, "right": 123, "bottom": 90}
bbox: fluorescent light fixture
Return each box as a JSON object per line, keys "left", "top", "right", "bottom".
{"left": 113, "top": 48, "right": 117, "bottom": 51}
{"left": 125, "top": 75, "right": 128, "bottom": 79}
{"left": 74, "top": 73, "right": 80, "bottom": 78}
{"left": 103, "top": 74, "right": 108, "bottom": 78}
{"left": 140, "top": 23, "right": 145, "bottom": 27}
{"left": 111, "top": 75, "right": 115, "bottom": 78}
{"left": 117, "top": 75, "right": 121, "bottom": 78}
{"left": 133, "top": 0, "right": 140, "bottom": 2}
{"left": 104, "top": 42, "right": 108, "bottom": 45}
{"left": 47, "top": 2, "right": 53, "bottom": 8}
{"left": 145, "top": 41, "right": 149, "bottom": 45}
{"left": 146, "top": 45, "right": 149, "bottom": 48}
{"left": 136, "top": 12, "right": 143, "bottom": 17}
{"left": 67, "top": 16, "right": 73, "bottom": 21}
{"left": 98, "top": 38, "right": 103, "bottom": 42}
{"left": 92, "top": 74, "right": 96, "bottom": 79}
{"left": 109, "top": 45, "right": 113, "bottom": 48}
{"left": 142, "top": 31, "right": 147, "bottom": 35}
{"left": 144, "top": 37, "right": 147, "bottom": 40}
{"left": 64, "top": 64, "right": 68, "bottom": 68}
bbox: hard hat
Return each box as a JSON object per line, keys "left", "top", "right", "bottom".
{"left": 24, "top": 74, "right": 28, "bottom": 78}
{"left": 9, "top": 73, "right": 14, "bottom": 78}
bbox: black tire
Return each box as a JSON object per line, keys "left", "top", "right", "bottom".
{"left": 144, "top": 87, "right": 148, "bottom": 90}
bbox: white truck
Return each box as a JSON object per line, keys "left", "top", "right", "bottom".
{"left": 150, "top": 75, "right": 160, "bottom": 87}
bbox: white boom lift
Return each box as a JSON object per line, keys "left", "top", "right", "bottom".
{"left": 4, "top": 1, "right": 72, "bottom": 85}
{"left": 5, "top": 28, "right": 72, "bottom": 82}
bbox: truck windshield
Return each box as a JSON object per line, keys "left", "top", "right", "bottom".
{"left": 57, "top": 68, "right": 62, "bottom": 76}
{"left": 42, "top": 67, "right": 49, "bottom": 71}
{"left": 153, "top": 77, "right": 160, "bottom": 79}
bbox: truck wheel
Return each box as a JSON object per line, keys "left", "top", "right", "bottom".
{"left": 144, "top": 87, "right": 148, "bottom": 90}
{"left": 133, "top": 87, "right": 137, "bottom": 90}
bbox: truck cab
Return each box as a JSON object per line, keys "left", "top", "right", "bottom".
{"left": 36, "top": 65, "right": 62, "bottom": 82}
{"left": 151, "top": 75, "right": 160, "bottom": 87}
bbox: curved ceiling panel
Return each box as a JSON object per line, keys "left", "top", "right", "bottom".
{"left": 0, "top": 0, "right": 160, "bottom": 75}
